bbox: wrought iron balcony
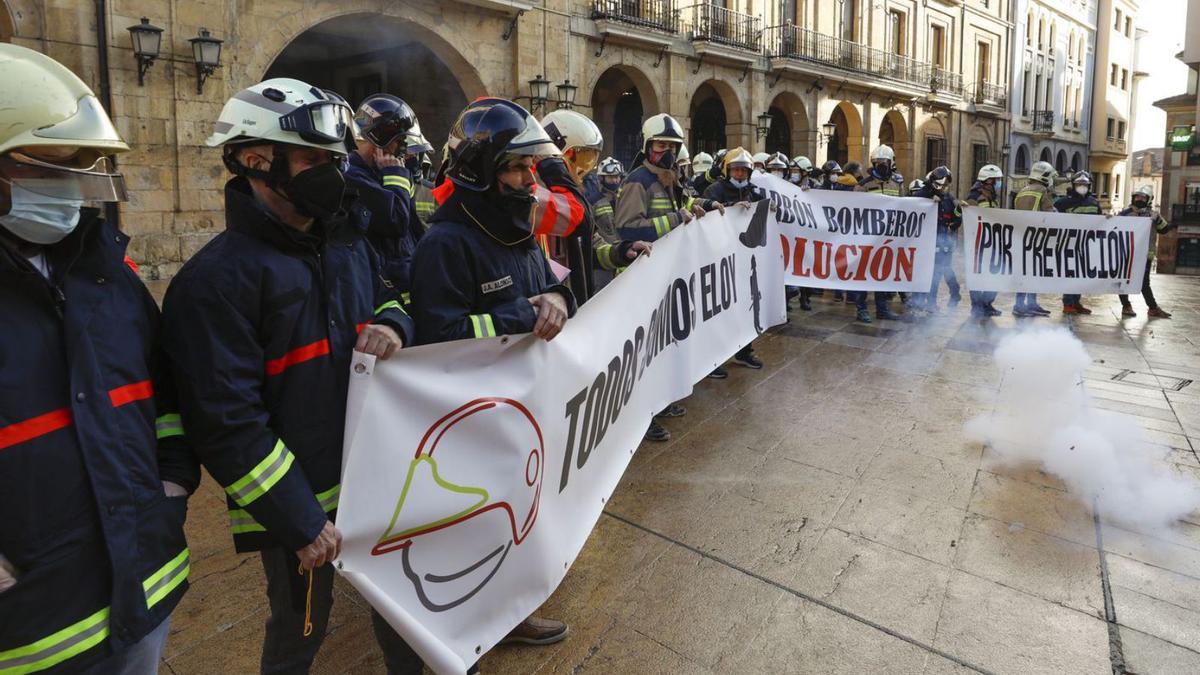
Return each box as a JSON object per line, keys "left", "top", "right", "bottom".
{"left": 973, "top": 80, "right": 1008, "bottom": 107}
{"left": 1031, "top": 110, "right": 1055, "bottom": 133}
{"left": 1171, "top": 203, "right": 1200, "bottom": 223}
{"left": 686, "top": 3, "right": 761, "bottom": 52}
{"left": 764, "top": 24, "right": 962, "bottom": 98}
{"left": 590, "top": 0, "right": 679, "bottom": 34}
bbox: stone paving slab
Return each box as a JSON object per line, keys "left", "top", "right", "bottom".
{"left": 163, "top": 275, "right": 1200, "bottom": 674}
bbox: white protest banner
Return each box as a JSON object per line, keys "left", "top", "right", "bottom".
{"left": 335, "top": 201, "right": 786, "bottom": 674}
{"left": 752, "top": 172, "right": 938, "bottom": 291}
{"left": 962, "top": 206, "right": 1151, "bottom": 294}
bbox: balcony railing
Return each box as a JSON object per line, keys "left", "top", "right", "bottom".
{"left": 764, "top": 24, "right": 962, "bottom": 97}
{"left": 1032, "top": 110, "right": 1055, "bottom": 133}
{"left": 590, "top": 0, "right": 679, "bottom": 33}
{"left": 686, "top": 3, "right": 760, "bottom": 51}
{"left": 973, "top": 80, "right": 1008, "bottom": 107}
{"left": 1171, "top": 203, "right": 1200, "bottom": 223}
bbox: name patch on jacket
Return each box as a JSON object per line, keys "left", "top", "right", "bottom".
{"left": 481, "top": 276, "right": 514, "bottom": 294}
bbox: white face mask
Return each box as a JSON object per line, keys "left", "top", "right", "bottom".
{"left": 730, "top": 178, "right": 749, "bottom": 189}
{"left": 0, "top": 184, "right": 83, "bottom": 245}
{"left": 1075, "top": 185, "right": 1089, "bottom": 196}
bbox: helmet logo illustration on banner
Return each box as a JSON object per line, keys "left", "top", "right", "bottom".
{"left": 372, "top": 398, "right": 544, "bottom": 612}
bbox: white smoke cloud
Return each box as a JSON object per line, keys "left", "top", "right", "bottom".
{"left": 965, "top": 327, "right": 1200, "bottom": 532}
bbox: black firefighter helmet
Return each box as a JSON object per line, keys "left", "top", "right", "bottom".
{"left": 442, "top": 98, "right": 560, "bottom": 191}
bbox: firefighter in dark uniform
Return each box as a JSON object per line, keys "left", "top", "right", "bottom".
{"left": 964, "top": 164, "right": 1005, "bottom": 318}
{"left": 913, "top": 166, "right": 962, "bottom": 312}
{"left": 1054, "top": 170, "right": 1102, "bottom": 314}
{"left": 409, "top": 98, "right": 575, "bottom": 648}
{"left": 344, "top": 94, "right": 420, "bottom": 302}
{"left": 161, "top": 78, "right": 422, "bottom": 673}
{"left": 1118, "top": 186, "right": 1174, "bottom": 318}
{"left": 691, "top": 148, "right": 727, "bottom": 197}
{"left": 851, "top": 145, "right": 905, "bottom": 321}
{"left": 1011, "top": 160, "right": 1058, "bottom": 317}
{"left": 0, "top": 43, "right": 197, "bottom": 674}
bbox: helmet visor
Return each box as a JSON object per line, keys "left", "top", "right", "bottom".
{"left": 364, "top": 112, "right": 414, "bottom": 149}
{"left": 279, "top": 101, "right": 352, "bottom": 145}
{"left": 571, "top": 147, "right": 600, "bottom": 175}
{"left": 506, "top": 115, "right": 561, "bottom": 158}
{"left": 0, "top": 153, "right": 127, "bottom": 202}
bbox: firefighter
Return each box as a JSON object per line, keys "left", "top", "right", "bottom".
{"left": 752, "top": 151, "right": 770, "bottom": 172}
{"left": 1118, "top": 186, "right": 1174, "bottom": 318}
{"left": 858, "top": 145, "right": 906, "bottom": 196}
{"left": 161, "top": 78, "right": 420, "bottom": 673}
{"left": 691, "top": 148, "right": 727, "bottom": 196}
{"left": 819, "top": 160, "right": 847, "bottom": 190}
{"left": 1054, "top": 170, "right": 1102, "bottom": 314}
{"left": 1011, "top": 161, "right": 1058, "bottom": 317}
{"left": 793, "top": 156, "right": 817, "bottom": 189}
{"left": 678, "top": 144, "right": 694, "bottom": 182}
{"left": 913, "top": 166, "right": 962, "bottom": 312}
{"left": 702, "top": 147, "right": 767, "bottom": 369}
{"left": 692, "top": 151, "right": 715, "bottom": 182}
{"left": 408, "top": 130, "right": 438, "bottom": 231}
{"left": 593, "top": 156, "right": 624, "bottom": 242}
{"left": 765, "top": 152, "right": 789, "bottom": 179}
{"left": 964, "top": 164, "right": 1005, "bottom": 318}
{"left": 541, "top": 110, "right": 651, "bottom": 288}
{"left": 0, "top": 43, "right": 197, "bottom": 674}
{"left": 345, "top": 93, "right": 420, "bottom": 300}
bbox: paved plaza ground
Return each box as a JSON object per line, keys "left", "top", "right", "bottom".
{"left": 159, "top": 274, "right": 1200, "bottom": 675}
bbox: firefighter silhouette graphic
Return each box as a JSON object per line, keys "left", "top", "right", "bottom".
{"left": 749, "top": 255, "right": 763, "bottom": 334}
{"left": 738, "top": 198, "right": 771, "bottom": 248}
{"left": 371, "top": 398, "right": 544, "bottom": 612}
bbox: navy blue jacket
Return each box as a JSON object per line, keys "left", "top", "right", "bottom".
{"left": 162, "top": 179, "right": 413, "bottom": 553}
{"left": 0, "top": 212, "right": 196, "bottom": 672}
{"left": 411, "top": 188, "right": 577, "bottom": 345}
{"left": 344, "top": 152, "right": 420, "bottom": 298}
{"left": 915, "top": 185, "right": 962, "bottom": 247}
{"left": 1053, "top": 192, "right": 1102, "bottom": 214}
{"left": 701, "top": 179, "right": 767, "bottom": 206}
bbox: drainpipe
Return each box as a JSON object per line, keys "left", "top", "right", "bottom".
{"left": 93, "top": 0, "right": 121, "bottom": 229}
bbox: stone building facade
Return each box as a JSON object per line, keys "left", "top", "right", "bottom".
{"left": 1153, "top": 0, "right": 1200, "bottom": 274}
{"left": 1087, "top": 0, "right": 1138, "bottom": 211}
{"left": 1, "top": 0, "right": 1011, "bottom": 282}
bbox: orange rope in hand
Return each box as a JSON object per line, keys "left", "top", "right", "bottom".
{"left": 298, "top": 561, "right": 314, "bottom": 637}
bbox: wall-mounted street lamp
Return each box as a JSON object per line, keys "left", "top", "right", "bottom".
{"left": 528, "top": 74, "right": 551, "bottom": 112}
{"left": 127, "top": 17, "right": 163, "bottom": 86}
{"left": 755, "top": 111, "right": 773, "bottom": 140}
{"left": 817, "top": 121, "right": 837, "bottom": 146}
{"left": 189, "top": 28, "right": 223, "bottom": 95}
{"left": 555, "top": 80, "right": 578, "bottom": 110}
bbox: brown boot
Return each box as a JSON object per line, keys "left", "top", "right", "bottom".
{"left": 1148, "top": 307, "right": 1172, "bottom": 319}
{"left": 499, "top": 616, "right": 569, "bottom": 646}
{"left": 1121, "top": 305, "right": 1136, "bottom": 317}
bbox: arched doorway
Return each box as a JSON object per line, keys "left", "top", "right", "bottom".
{"left": 264, "top": 14, "right": 486, "bottom": 166}
{"left": 767, "top": 91, "right": 809, "bottom": 159}
{"left": 1039, "top": 147, "right": 1053, "bottom": 164}
{"left": 1071, "top": 151, "right": 1084, "bottom": 172}
{"left": 1055, "top": 149, "right": 1068, "bottom": 173}
{"left": 1015, "top": 145, "right": 1029, "bottom": 173}
{"left": 591, "top": 66, "right": 659, "bottom": 169}
{"left": 690, "top": 83, "right": 728, "bottom": 155}
{"left": 825, "top": 101, "right": 863, "bottom": 166}
{"left": 877, "top": 109, "right": 911, "bottom": 178}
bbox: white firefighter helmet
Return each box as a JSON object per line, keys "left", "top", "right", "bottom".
{"left": 725, "top": 147, "right": 755, "bottom": 172}
{"left": 766, "top": 152, "right": 789, "bottom": 170}
{"left": 597, "top": 156, "right": 624, "bottom": 177}
{"left": 692, "top": 151, "right": 714, "bottom": 175}
{"left": 541, "top": 109, "right": 603, "bottom": 179}
{"left": 752, "top": 151, "right": 770, "bottom": 168}
{"left": 406, "top": 124, "right": 434, "bottom": 156}
{"left": 1133, "top": 185, "right": 1154, "bottom": 203}
{"left": 207, "top": 78, "right": 353, "bottom": 155}
{"left": 640, "top": 113, "right": 685, "bottom": 152}
{"left": 871, "top": 144, "right": 896, "bottom": 167}
{"left": 977, "top": 164, "right": 1004, "bottom": 181}
{"left": 909, "top": 178, "right": 925, "bottom": 192}
{"left": 794, "top": 156, "right": 814, "bottom": 171}
{"left": 1070, "top": 170, "right": 1092, "bottom": 186}
{"left": 678, "top": 144, "right": 691, "bottom": 166}
{"left": 1028, "top": 161, "right": 1057, "bottom": 188}
{"left": 373, "top": 398, "right": 545, "bottom": 610}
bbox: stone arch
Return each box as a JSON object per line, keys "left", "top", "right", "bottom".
{"left": 876, "top": 108, "right": 911, "bottom": 178}
{"left": 766, "top": 90, "right": 808, "bottom": 159}
{"left": 825, "top": 100, "right": 863, "bottom": 166}
{"left": 918, "top": 116, "right": 948, "bottom": 175}
{"left": 1055, "top": 149, "right": 1068, "bottom": 173}
{"left": 260, "top": 11, "right": 488, "bottom": 169}
{"left": 1071, "top": 151, "right": 1084, "bottom": 172}
{"left": 1039, "top": 146, "right": 1053, "bottom": 164}
{"left": 689, "top": 78, "right": 744, "bottom": 155}
{"left": 1015, "top": 144, "right": 1030, "bottom": 173}
{"left": 591, "top": 65, "right": 661, "bottom": 168}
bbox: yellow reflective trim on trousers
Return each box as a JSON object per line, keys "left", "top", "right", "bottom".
{"left": 375, "top": 300, "right": 406, "bottom": 315}
{"left": 469, "top": 314, "right": 496, "bottom": 338}
{"left": 482, "top": 314, "right": 496, "bottom": 337}
{"left": 225, "top": 440, "right": 294, "bottom": 508}
{"left": 0, "top": 607, "right": 109, "bottom": 674}
{"left": 143, "top": 548, "right": 190, "bottom": 609}
{"left": 228, "top": 485, "right": 340, "bottom": 535}
{"left": 155, "top": 413, "right": 184, "bottom": 440}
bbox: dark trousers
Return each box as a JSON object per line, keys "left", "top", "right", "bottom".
{"left": 969, "top": 290, "right": 997, "bottom": 307}
{"left": 1119, "top": 263, "right": 1158, "bottom": 308}
{"left": 852, "top": 291, "right": 892, "bottom": 313}
{"left": 1062, "top": 294, "right": 1082, "bottom": 306}
{"left": 1014, "top": 293, "right": 1038, "bottom": 310}
{"left": 260, "top": 547, "right": 423, "bottom": 675}
{"left": 927, "top": 251, "right": 960, "bottom": 302}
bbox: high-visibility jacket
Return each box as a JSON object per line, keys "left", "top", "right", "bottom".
{"left": 411, "top": 187, "right": 577, "bottom": 345}
{"left": 0, "top": 211, "right": 197, "bottom": 673}
{"left": 963, "top": 183, "right": 1000, "bottom": 208}
{"left": 614, "top": 161, "right": 688, "bottom": 242}
{"left": 1120, "top": 205, "right": 1173, "bottom": 260}
{"left": 857, "top": 169, "right": 906, "bottom": 196}
{"left": 1053, "top": 193, "right": 1102, "bottom": 215}
{"left": 161, "top": 179, "right": 413, "bottom": 553}
{"left": 344, "top": 152, "right": 420, "bottom": 301}
{"left": 413, "top": 180, "right": 437, "bottom": 230}
{"left": 1014, "top": 182, "right": 1056, "bottom": 212}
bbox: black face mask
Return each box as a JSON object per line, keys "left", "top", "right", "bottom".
{"left": 650, "top": 148, "right": 676, "bottom": 170}
{"left": 873, "top": 162, "right": 891, "bottom": 176}
{"left": 404, "top": 154, "right": 422, "bottom": 176}
{"left": 282, "top": 162, "right": 346, "bottom": 220}
{"left": 480, "top": 183, "right": 537, "bottom": 244}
